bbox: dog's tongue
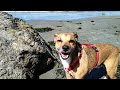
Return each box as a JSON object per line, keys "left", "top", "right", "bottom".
{"left": 61, "top": 53, "right": 69, "bottom": 59}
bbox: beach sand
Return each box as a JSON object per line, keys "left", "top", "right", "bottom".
{"left": 27, "top": 16, "right": 120, "bottom": 79}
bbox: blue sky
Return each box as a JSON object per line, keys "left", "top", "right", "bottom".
{"left": 4, "top": 11, "right": 120, "bottom": 21}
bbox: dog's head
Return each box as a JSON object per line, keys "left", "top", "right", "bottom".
{"left": 54, "top": 32, "right": 78, "bottom": 60}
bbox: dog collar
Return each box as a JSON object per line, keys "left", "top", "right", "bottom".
{"left": 64, "top": 53, "right": 82, "bottom": 73}
{"left": 82, "top": 44, "right": 99, "bottom": 71}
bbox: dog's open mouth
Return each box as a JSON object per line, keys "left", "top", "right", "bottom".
{"left": 60, "top": 52, "right": 70, "bottom": 60}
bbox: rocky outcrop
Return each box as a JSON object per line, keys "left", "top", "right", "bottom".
{"left": 0, "top": 12, "right": 56, "bottom": 79}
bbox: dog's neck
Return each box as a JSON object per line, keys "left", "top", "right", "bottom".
{"left": 60, "top": 56, "right": 71, "bottom": 68}
{"left": 60, "top": 42, "right": 81, "bottom": 69}
{"left": 70, "top": 42, "right": 81, "bottom": 65}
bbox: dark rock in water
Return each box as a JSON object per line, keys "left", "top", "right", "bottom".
{"left": 91, "top": 20, "right": 94, "bottom": 22}
{"left": 34, "top": 27, "right": 54, "bottom": 33}
{"left": 0, "top": 12, "right": 56, "bottom": 79}
{"left": 56, "top": 26, "right": 62, "bottom": 27}
{"left": 78, "top": 27, "right": 82, "bottom": 29}
{"left": 75, "top": 22, "right": 82, "bottom": 24}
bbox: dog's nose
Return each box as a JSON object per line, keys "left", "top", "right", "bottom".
{"left": 62, "top": 45, "right": 70, "bottom": 51}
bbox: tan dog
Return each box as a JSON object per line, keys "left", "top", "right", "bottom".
{"left": 54, "top": 32, "right": 119, "bottom": 79}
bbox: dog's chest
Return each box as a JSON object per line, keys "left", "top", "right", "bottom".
{"left": 60, "top": 56, "right": 71, "bottom": 68}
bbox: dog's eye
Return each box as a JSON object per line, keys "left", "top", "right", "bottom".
{"left": 57, "top": 40, "right": 62, "bottom": 42}
{"left": 69, "top": 40, "right": 75, "bottom": 43}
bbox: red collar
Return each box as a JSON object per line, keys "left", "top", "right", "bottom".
{"left": 64, "top": 44, "right": 99, "bottom": 73}
{"left": 64, "top": 53, "right": 82, "bottom": 73}
{"left": 82, "top": 44, "right": 99, "bottom": 71}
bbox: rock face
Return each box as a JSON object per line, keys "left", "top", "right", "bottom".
{"left": 0, "top": 12, "right": 55, "bottom": 79}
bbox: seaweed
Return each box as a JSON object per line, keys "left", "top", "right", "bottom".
{"left": 48, "top": 41, "right": 55, "bottom": 46}
{"left": 34, "top": 27, "right": 54, "bottom": 33}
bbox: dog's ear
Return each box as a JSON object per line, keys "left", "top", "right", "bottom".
{"left": 54, "top": 34, "right": 58, "bottom": 42}
{"left": 72, "top": 32, "right": 78, "bottom": 41}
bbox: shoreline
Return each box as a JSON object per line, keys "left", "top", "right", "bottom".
{"left": 7, "top": 11, "right": 120, "bottom": 21}
{"left": 27, "top": 16, "right": 120, "bottom": 49}
{"left": 26, "top": 16, "right": 120, "bottom": 22}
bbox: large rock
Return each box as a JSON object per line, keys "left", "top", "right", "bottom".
{"left": 0, "top": 12, "right": 56, "bottom": 79}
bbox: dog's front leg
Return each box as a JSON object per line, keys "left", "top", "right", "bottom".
{"left": 65, "top": 70, "right": 88, "bottom": 79}
{"left": 65, "top": 70, "right": 76, "bottom": 79}
{"left": 65, "top": 68, "right": 88, "bottom": 79}
{"left": 74, "top": 50, "right": 89, "bottom": 79}
{"left": 75, "top": 68, "right": 88, "bottom": 79}
{"left": 65, "top": 73, "right": 73, "bottom": 79}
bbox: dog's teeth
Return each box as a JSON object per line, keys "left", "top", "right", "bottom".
{"left": 61, "top": 54, "right": 68, "bottom": 59}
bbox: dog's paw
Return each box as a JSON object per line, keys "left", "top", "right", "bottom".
{"left": 99, "top": 76, "right": 108, "bottom": 79}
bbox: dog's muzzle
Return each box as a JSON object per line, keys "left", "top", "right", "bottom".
{"left": 58, "top": 45, "right": 71, "bottom": 60}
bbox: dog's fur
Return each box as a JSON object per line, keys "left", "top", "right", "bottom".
{"left": 54, "top": 32, "right": 119, "bottom": 79}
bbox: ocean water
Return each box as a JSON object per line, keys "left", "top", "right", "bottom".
{"left": 4, "top": 11, "right": 120, "bottom": 21}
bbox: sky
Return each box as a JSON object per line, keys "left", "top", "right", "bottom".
{"left": 4, "top": 11, "right": 120, "bottom": 21}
